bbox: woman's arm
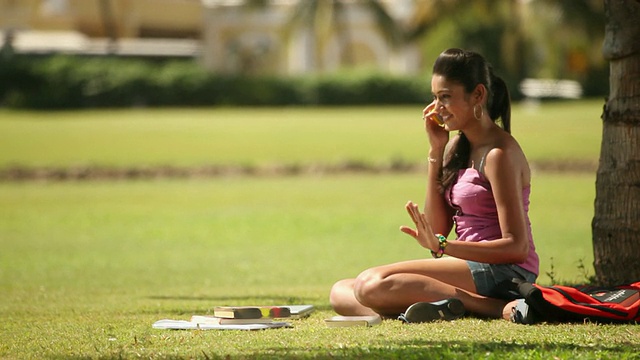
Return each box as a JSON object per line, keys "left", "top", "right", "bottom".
{"left": 421, "top": 101, "right": 456, "bottom": 236}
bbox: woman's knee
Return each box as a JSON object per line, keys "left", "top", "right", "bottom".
{"left": 329, "top": 279, "right": 350, "bottom": 299}
{"left": 329, "top": 279, "right": 354, "bottom": 309}
{"left": 353, "top": 268, "right": 386, "bottom": 306}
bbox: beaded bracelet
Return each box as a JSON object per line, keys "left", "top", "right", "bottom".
{"left": 430, "top": 234, "right": 448, "bottom": 258}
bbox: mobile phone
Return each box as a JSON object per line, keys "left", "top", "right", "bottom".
{"left": 425, "top": 111, "right": 444, "bottom": 126}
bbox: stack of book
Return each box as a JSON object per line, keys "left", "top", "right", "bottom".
{"left": 153, "top": 304, "right": 314, "bottom": 330}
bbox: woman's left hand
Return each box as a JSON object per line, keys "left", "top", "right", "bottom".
{"left": 399, "top": 201, "right": 439, "bottom": 251}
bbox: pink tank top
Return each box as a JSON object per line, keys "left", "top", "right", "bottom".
{"left": 446, "top": 168, "right": 539, "bottom": 275}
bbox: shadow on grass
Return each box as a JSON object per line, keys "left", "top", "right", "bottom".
{"left": 56, "top": 339, "right": 634, "bottom": 359}
{"left": 248, "top": 340, "right": 635, "bottom": 359}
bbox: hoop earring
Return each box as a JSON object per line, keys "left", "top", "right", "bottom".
{"left": 473, "top": 104, "right": 483, "bottom": 120}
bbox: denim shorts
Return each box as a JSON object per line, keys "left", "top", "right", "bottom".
{"left": 467, "top": 261, "right": 537, "bottom": 301}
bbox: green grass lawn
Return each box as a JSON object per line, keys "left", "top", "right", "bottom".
{"left": 1, "top": 101, "right": 636, "bottom": 359}
{"left": 0, "top": 100, "right": 603, "bottom": 169}
{"left": 2, "top": 173, "right": 633, "bottom": 359}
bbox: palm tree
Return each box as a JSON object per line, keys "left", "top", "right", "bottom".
{"left": 592, "top": 0, "right": 640, "bottom": 285}
{"left": 245, "top": 0, "right": 603, "bottom": 82}
{"left": 281, "top": 0, "right": 404, "bottom": 71}
{"left": 98, "top": 0, "right": 118, "bottom": 53}
{"left": 279, "top": 0, "right": 508, "bottom": 73}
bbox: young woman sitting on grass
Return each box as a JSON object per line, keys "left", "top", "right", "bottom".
{"left": 329, "top": 48, "right": 539, "bottom": 322}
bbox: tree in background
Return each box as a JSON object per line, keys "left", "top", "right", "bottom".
{"left": 414, "top": 0, "right": 605, "bottom": 98}
{"left": 526, "top": 0, "right": 606, "bottom": 96}
{"left": 592, "top": 0, "right": 640, "bottom": 285}
{"left": 241, "top": 0, "right": 605, "bottom": 97}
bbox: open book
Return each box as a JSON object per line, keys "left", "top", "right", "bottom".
{"left": 152, "top": 305, "right": 315, "bottom": 331}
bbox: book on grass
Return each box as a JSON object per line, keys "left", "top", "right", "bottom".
{"left": 590, "top": 289, "right": 639, "bottom": 307}
{"left": 324, "top": 315, "right": 381, "bottom": 327}
{"left": 190, "top": 315, "right": 275, "bottom": 325}
{"left": 213, "top": 305, "right": 291, "bottom": 319}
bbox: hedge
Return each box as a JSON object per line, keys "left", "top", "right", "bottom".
{"left": 0, "top": 55, "right": 431, "bottom": 109}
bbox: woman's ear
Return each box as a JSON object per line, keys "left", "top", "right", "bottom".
{"left": 473, "top": 84, "right": 487, "bottom": 104}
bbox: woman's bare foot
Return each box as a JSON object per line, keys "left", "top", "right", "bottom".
{"left": 502, "top": 300, "right": 518, "bottom": 321}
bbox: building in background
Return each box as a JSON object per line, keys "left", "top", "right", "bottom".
{"left": 0, "top": 0, "right": 419, "bottom": 75}
{"left": 0, "top": 0, "right": 202, "bottom": 58}
{"left": 201, "top": 0, "right": 419, "bottom": 75}
{"left": 0, "top": 0, "right": 203, "bottom": 38}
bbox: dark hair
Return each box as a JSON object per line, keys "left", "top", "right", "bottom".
{"left": 432, "top": 48, "right": 511, "bottom": 191}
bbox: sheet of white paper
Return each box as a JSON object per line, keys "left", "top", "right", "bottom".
{"left": 152, "top": 319, "right": 290, "bottom": 330}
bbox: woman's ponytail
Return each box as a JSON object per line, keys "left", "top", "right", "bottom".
{"left": 489, "top": 72, "right": 511, "bottom": 133}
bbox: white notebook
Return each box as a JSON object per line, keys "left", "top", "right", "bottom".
{"left": 324, "top": 315, "right": 381, "bottom": 327}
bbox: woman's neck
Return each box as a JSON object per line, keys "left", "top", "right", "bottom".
{"left": 461, "top": 117, "right": 502, "bottom": 148}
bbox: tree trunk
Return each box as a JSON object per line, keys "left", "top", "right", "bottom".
{"left": 592, "top": 0, "right": 640, "bottom": 285}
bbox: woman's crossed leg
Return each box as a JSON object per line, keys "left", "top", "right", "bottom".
{"left": 329, "top": 257, "right": 510, "bottom": 319}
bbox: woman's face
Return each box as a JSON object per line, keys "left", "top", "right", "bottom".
{"left": 430, "top": 74, "right": 474, "bottom": 131}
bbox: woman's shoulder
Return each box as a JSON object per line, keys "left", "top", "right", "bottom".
{"left": 484, "top": 134, "right": 531, "bottom": 185}
{"left": 489, "top": 132, "right": 527, "bottom": 162}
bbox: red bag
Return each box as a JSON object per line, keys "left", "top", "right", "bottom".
{"left": 516, "top": 281, "right": 640, "bottom": 324}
